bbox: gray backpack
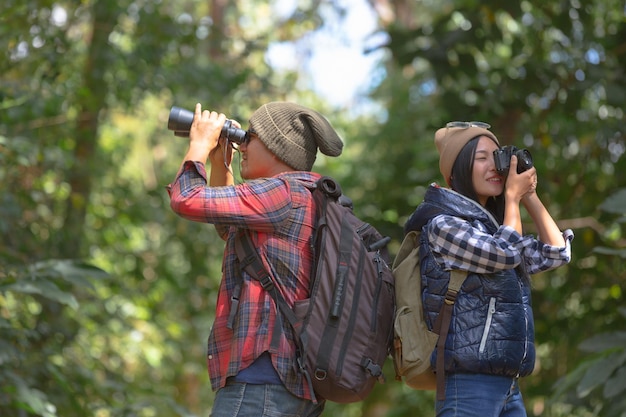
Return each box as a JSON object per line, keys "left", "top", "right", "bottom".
{"left": 235, "top": 176, "right": 395, "bottom": 404}
{"left": 392, "top": 230, "right": 467, "bottom": 400}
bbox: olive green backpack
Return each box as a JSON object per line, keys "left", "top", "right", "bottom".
{"left": 392, "top": 230, "right": 467, "bottom": 400}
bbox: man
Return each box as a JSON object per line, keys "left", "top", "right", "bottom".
{"left": 168, "top": 102, "right": 344, "bottom": 416}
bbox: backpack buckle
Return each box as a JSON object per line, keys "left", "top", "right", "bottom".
{"left": 259, "top": 274, "right": 274, "bottom": 291}
{"left": 361, "top": 358, "right": 385, "bottom": 382}
{"left": 444, "top": 288, "right": 459, "bottom": 305}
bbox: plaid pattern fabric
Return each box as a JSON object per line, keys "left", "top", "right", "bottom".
{"left": 168, "top": 161, "right": 319, "bottom": 400}
{"left": 408, "top": 185, "right": 574, "bottom": 377}
{"left": 427, "top": 214, "right": 573, "bottom": 274}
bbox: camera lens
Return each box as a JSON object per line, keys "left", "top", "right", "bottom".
{"left": 516, "top": 149, "right": 533, "bottom": 173}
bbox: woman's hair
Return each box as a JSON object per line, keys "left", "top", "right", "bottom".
{"left": 450, "top": 136, "right": 505, "bottom": 223}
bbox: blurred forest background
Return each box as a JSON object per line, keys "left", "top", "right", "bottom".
{"left": 1, "top": 0, "right": 625, "bottom": 416}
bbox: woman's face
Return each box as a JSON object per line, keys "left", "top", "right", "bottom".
{"left": 472, "top": 136, "right": 505, "bottom": 206}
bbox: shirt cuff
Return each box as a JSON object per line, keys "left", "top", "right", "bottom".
{"left": 541, "top": 229, "right": 574, "bottom": 260}
{"left": 166, "top": 160, "right": 208, "bottom": 194}
{"left": 180, "top": 160, "right": 208, "bottom": 180}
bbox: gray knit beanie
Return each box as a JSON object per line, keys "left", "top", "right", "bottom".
{"left": 248, "top": 102, "right": 344, "bottom": 171}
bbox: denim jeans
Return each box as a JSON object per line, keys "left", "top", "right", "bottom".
{"left": 436, "top": 373, "right": 527, "bottom": 417}
{"left": 210, "top": 381, "right": 325, "bottom": 417}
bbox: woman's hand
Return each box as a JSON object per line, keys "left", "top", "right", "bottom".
{"left": 504, "top": 156, "right": 537, "bottom": 204}
{"left": 519, "top": 167, "right": 566, "bottom": 246}
{"left": 502, "top": 155, "right": 537, "bottom": 234}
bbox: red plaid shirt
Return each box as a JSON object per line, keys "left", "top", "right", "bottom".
{"left": 168, "top": 161, "right": 318, "bottom": 400}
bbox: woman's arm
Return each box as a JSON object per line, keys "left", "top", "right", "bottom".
{"left": 503, "top": 155, "right": 536, "bottom": 234}
{"left": 522, "top": 191, "right": 566, "bottom": 247}
{"left": 428, "top": 214, "right": 525, "bottom": 274}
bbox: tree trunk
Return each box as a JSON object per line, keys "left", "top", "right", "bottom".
{"left": 63, "top": 2, "right": 122, "bottom": 258}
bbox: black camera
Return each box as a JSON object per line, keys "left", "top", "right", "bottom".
{"left": 167, "top": 106, "right": 248, "bottom": 144}
{"left": 493, "top": 146, "right": 533, "bottom": 174}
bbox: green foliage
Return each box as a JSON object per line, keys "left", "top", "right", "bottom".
{"left": 1, "top": 0, "right": 625, "bottom": 416}
{"left": 0, "top": 260, "right": 108, "bottom": 416}
{"left": 551, "top": 308, "right": 626, "bottom": 417}
{"left": 546, "top": 189, "right": 626, "bottom": 417}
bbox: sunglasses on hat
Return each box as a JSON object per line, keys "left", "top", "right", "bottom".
{"left": 446, "top": 121, "right": 491, "bottom": 129}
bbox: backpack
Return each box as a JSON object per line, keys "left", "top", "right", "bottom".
{"left": 391, "top": 230, "right": 467, "bottom": 400}
{"left": 234, "top": 176, "right": 395, "bottom": 404}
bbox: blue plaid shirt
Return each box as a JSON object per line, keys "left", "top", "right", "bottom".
{"left": 405, "top": 183, "right": 574, "bottom": 377}
{"left": 427, "top": 214, "right": 573, "bottom": 275}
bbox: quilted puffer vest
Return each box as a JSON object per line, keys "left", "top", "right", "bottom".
{"left": 404, "top": 185, "right": 535, "bottom": 377}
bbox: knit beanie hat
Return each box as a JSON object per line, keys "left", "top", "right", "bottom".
{"left": 248, "top": 102, "right": 344, "bottom": 171}
{"left": 435, "top": 124, "right": 500, "bottom": 185}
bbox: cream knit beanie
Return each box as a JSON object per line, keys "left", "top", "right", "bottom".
{"left": 435, "top": 124, "right": 499, "bottom": 185}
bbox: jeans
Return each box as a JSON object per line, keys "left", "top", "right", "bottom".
{"left": 210, "top": 381, "right": 325, "bottom": 417}
{"left": 436, "top": 374, "right": 527, "bottom": 417}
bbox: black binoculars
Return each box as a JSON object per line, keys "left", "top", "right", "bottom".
{"left": 167, "top": 106, "right": 248, "bottom": 144}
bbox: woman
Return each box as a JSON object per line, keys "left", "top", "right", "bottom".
{"left": 404, "top": 121, "right": 573, "bottom": 417}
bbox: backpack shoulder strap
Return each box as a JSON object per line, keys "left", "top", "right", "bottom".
{"left": 435, "top": 269, "right": 467, "bottom": 401}
{"left": 233, "top": 231, "right": 317, "bottom": 402}
{"left": 448, "top": 270, "right": 466, "bottom": 293}
{"left": 233, "top": 232, "right": 300, "bottom": 331}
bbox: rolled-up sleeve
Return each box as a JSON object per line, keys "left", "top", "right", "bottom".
{"left": 167, "top": 161, "right": 292, "bottom": 233}
{"left": 428, "top": 215, "right": 525, "bottom": 274}
{"left": 522, "top": 228, "right": 574, "bottom": 274}
{"left": 428, "top": 215, "right": 574, "bottom": 275}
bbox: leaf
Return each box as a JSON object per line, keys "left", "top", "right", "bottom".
{"left": 0, "top": 339, "right": 20, "bottom": 365}
{"left": 0, "top": 280, "right": 78, "bottom": 309}
{"left": 599, "top": 188, "right": 626, "bottom": 214}
{"left": 0, "top": 316, "right": 12, "bottom": 328}
{"left": 551, "top": 360, "right": 594, "bottom": 400}
{"left": 604, "top": 365, "right": 626, "bottom": 398}
{"left": 3, "top": 372, "right": 58, "bottom": 417}
{"left": 32, "top": 259, "right": 109, "bottom": 288}
{"left": 579, "top": 331, "right": 626, "bottom": 352}
{"left": 592, "top": 247, "right": 626, "bottom": 258}
{"left": 577, "top": 351, "right": 626, "bottom": 398}
{"left": 15, "top": 385, "right": 58, "bottom": 417}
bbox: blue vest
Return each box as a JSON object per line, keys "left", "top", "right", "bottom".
{"left": 405, "top": 185, "right": 535, "bottom": 377}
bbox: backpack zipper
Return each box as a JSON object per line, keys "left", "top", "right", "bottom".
{"left": 370, "top": 251, "right": 384, "bottom": 332}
